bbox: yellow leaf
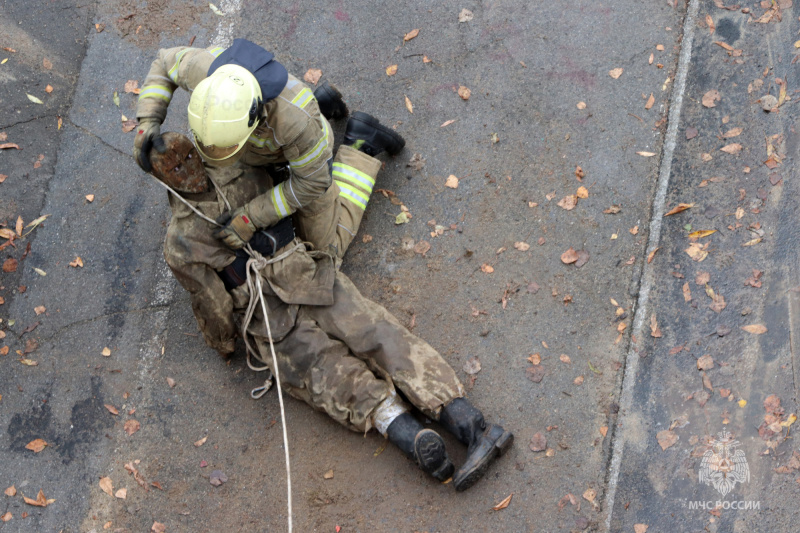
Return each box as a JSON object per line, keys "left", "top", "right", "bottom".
{"left": 209, "top": 3, "right": 224, "bottom": 16}
{"left": 742, "top": 237, "right": 762, "bottom": 247}
{"left": 27, "top": 94, "right": 44, "bottom": 104}
{"left": 576, "top": 186, "right": 589, "bottom": 199}
{"left": 385, "top": 64, "right": 398, "bottom": 76}
{"left": 492, "top": 493, "right": 513, "bottom": 511}
{"left": 323, "top": 469, "right": 334, "bottom": 480}
{"left": 19, "top": 359, "right": 39, "bottom": 366}
{"left": 403, "top": 28, "right": 420, "bottom": 41}
{"left": 738, "top": 399, "right": 747, "bottom": 408}
{"left": 688, "top": 230, "right": 716, "bottom": 239}
{"left": 404, "top": 95, "right": 413, "bottom": 114}
{"left": 780, "top": 414, "right": 797, "bottom": 428}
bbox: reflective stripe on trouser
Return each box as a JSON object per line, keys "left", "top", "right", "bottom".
{"left": 253, "top": 271, "right": 465, "bottom": 433}
{"left": 292, "top": 144, "right": 381, "bottom": 259}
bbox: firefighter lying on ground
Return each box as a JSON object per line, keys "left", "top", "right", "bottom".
{"left": 135, "top": 38, "right": 513, "bottom": 490}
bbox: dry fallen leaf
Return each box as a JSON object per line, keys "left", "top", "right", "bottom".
{"left": 4, "top": 486, "right": 16, "bottom": 497}
{"left": 458, "top": 86, "right": 471, "bottom": 100}
{"left": 404, "top": 28, "right": 420, "bottom": 41}
{"left": 440, "top": 119, "right": 455, "bottom": 127}
{"left": 492, "top": 493, "right": 513, "bottom": 511}
{"left": 657, "top": 429, "right": 678, "bottom": 450}
{"left": 664, "top": 203, "right": 694, "bottom": 216}
{"left": 1, "top": 512, "right": 10, "bottom": 522}
{"left": 685, "top": 242, "right": 709, "bottom": 262}
{"left": 583, "top": 488, "right": 596, "bottom": 503}
{"left": 194, "top": 436, "right": 208, "bottom": 447}
{"left": 323, "top": 469, "right": 334, "bottom": 480}
{"left": 576, "top": 186, "right": 589, "bottom": 199}
{"left": 69, "top": 256, "right": 84, "bottom": 268}
{"left": 463, "top": 356, "right": 481, "bottom": 375}
{"left": 166, "top": 377, "right": 176, "bottom": 388}
{"left": 445, "top": 175, "right": 459, "bottom": 188}
{"left": 529, "top": 433, "right": 547, "bottom": 452}
{"left": 609, "top": 68, "right": 624, "bottom": 79}
{"left": 645, "top": 93, "right": 655, "bottom": 110}
{"left": 636, "top": 151, "right": 656, "bottom": 157}
{"left": 43, "top": 58, "right": 53, "bottom": 70}
{"left": 481, "top": 264, "right": 494, "bottom": 273}
{"left": 99, "top": 477, "right": 114, "bottom": 497}
{"left": 23, "top": 489, "right": 53, "bottom": 507}
{"left": 86, "top": 194, "right": 95, "bottom": 202}
{"left": 688, "top": 230, "right": 716, "bottom": 239}
{"left": 124, "top": 419, "right": 141, "bottom": 436}
{"left": 115, "top": 488, "right": 127, "bottom": 499}
{"left": 557, "top": 195, "right": 578, "bottom": 210}
{"left": 152, "top": 522, "right": 167, "bottom": 533}
{"left": 702, "top": 89, "right": 721, "bottom": 108}
{"left": 458, "top": 8, "right": 474, "bottom": 22}
{"left": 635, "top": 525, "right": 649, "bottom": 533}
{"left": 723, "top": 127, "right": 743, "bottom": 138}
{"left": 706, "top": 14, "right": 715, "bottom": 33}
{"left": 102, "top": 347, "right": 111, "bottom": 356}
{"left": 697, "top": 354, "right": 714, "bottom": 370}
{"left": 124, "top": 80, "right": 139, "bottom": 93}
{"left": 559, "top": 354, "right": 571, "bottom": 364}
{"left": 682, "top": 282, "right": 692, "bottom": 302}
{"left": 720, "top": 143, "right": 742, "bottom": 155}
{"left": 650, "top": 314, "right": 663, "bottom": 338}
{"left": 104, "top": 404, "right": 119, "bottom": 415}
{"left": 514, "top": 241, "right": 530, "bottom": 251}
{"left": 742, "top": 324, "right": 767, "bottom": 335}
{"left": 385, "top": 64, "right": 397, "bottom": 76}
{"left": 34, "top": 305, "right": 46, "bottom": 315}
{"left": 561, "top": 248, "right": 579, "bottom": 264}
{"left": 404, "top": 95, "right": 413, "bottom": 114}
{"left": 303, "top": 68, "right": 322, "bottom": 85}
{"left": 25, "top": 439, "right": 48, "bottom": 453}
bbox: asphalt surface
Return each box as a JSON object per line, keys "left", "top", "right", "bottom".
{"left": 0, "top": 0, "right": 798, "bottom": 532}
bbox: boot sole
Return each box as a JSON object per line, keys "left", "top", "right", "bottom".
{"left": 415, "top": 429, "right": 455, "bottom": 482}
{"left": 453, "top": 427, "right": 514, "bottom": 492}
{"left": 350, "top": 111, "right": 406, "bottom": 155}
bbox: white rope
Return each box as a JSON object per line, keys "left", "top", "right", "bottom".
{"left": 152, "top": 174, "right": 294, "bottom": 532}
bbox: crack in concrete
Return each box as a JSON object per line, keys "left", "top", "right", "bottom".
{"left": 0, "top": 114, "right": 59, "bottom": 130}
{"left": 34, "top": 305, "right": 171, "bottom": 345}
{"left": 68, "top": 119, "right": 134, "bottom": 160}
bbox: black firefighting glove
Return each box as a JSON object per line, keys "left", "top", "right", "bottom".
{"left": 214, "top": 206, "right": 258, "bottom": 250}
{"left": 133, "top": 118, "right": 166, "bottom": 172}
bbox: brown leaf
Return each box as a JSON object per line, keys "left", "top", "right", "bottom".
{"left": 123, "top": 80, "right": 139, "bottom": 93}
{"left": 647, "top": 247, "right": 659, "bottom": 264}
{"left": 650, "top": 314, "right": 662, "bottom": 338}
{"left": 43, "top": 58, "right": 53, "bottom": 70}
{"left": 115, "top": 488, "right": 127, "bottom": 499}
{"left": 34, "top": 305, "right": 46, "bottom": 316}
{"left": 686, "top": 126, "right": 698, "bottom": 139}
{"left": 685, "top": 243, "right": 709, "bottom": 262}
{"left": 573, "top": 375, "right": 585, "bottom": 385}
{"left": 16, "top": 216, "right": 23, "bottom": 236}
{"left": 102, "top": 347, "right": 111, "bottom": 356}
{"left": 25, "top": 439, "right": 47, "bottom": 453}
{"left": 99, "top": 476, "right": 114, "bottom": 497}
{"left": 480, "top": 264, "right": 494, "bottom": 273}
{"left": 385, "top": 64, "right": 398, "bottom": 76}
{"left": 576, "top": 186, "right": 589, "bottom": 199}
{"left": 657, "top": 429, "right": 678, "bottom": 450}
{"left": 576, "top": 101, "right": 587, "bottom": 109}
{"left": 124, "top": 419, "right": 141, "bottom": 436}
{"left": 492, "top": 493, "right": 513, "bottom": 511}
{"left": 445, "top": 175, "right": 459, "bottom": 188}
{"left": 413, "top": 240, "right": 431, "bottom": 256}
{"left": 720, "top": 143, "right": 742, "bottom": 154}
{"left": 303, "top": 68, "right": 322, "bottom": 85}
{"left": 194, "top": 436, "right": 208, "bottom": 447}
{"left": 600, "top": 426, "right": 609, "bottom": 437}
{"left": 0, "top": 143, "right": 21, "bottom": 150}
{"left": 322, "top": 469, "right": 334, "bottom": 480}
{"left": 4, "top": 486, "right": 16, "bottom": 497}
{"left": 645, "top": 93, "right": 655, "bottom": 110}
{"left": 608, "top": 68, "right": 624, "bottom": 79}
{"left": 682, "top": 282, "right": 692, "bottom": 302}
{"left": 404, "top": 95, "right": 413, "bottom": 114}
{"left": 557, "top": 195, "right": 578, "bottom": 210}
{"left": 635, "top": 525, "right": 649, "bottom": 533}
{"left": 440, "top": 119, "right": 455, "bottom": 127}
{"left": 23, "top": 489, "right": 51, "bottom": 507}
{"left": 1, "top": 512, "right": 11, "bottom": 522}
{"left": 561, "top": 247, "right": 578, "bottom": 264}
{"left": 664, "top": 203, "right": 694, "bottom": 216}
{"left": 706, "top": 14, "right": 715, "bottom": 33}
{"left": 527, "top": 353, "right": 541, "bottom": 365}
{"left": 458, "top": 8, "right": 474, "bottom": 22}
{"left": 514, "top": 241, "right": 530, "bottom": 251}
{"left": 603, "top": 205, "right": 621, "bottom": 214}
{"left": 104, "top": 404, "right": 119, "bottom": 415}
{"left": 152, "top": 522, "right": 167, "bottom": 533}
{"left": 526, "top": 364, "right": 545, "bottom": 383}
{"left": 19, "top": 359, "right": 38, "bottom": 366}
{"left": 69, "top": 256, "right": 84, "bottom": 268}
{"left": 457, "top": 86, "right": 471, "bottom": 100}
{"left": 404, "top": 28, "right": 420, "bottom": 41}
{"left": 529, "top": 433, "right": 547, "bottom": 452}
{"left": 574, "top": 250, "right": 590, "bottom": 268}
{"left": 166, "top": 377, "right": 176, "bottom": 388}
{"left": 723, "top": 127, "right": 743, "bottom": 138}
{"left": 2, "top": 258, "right": 18, "bottom": 273}
{"left": 122, "top": 119, "right": 138, "bottom": 133}
{"left": 697, "top": 354, "right": 714, "bottom": 370}
{"left": 688, "top": 230, "right": 716, "bottom": 239}
{"left": 702, "top": 89, "right": 721, "bottom": 108}
{"left": 742, "top": 324, "right": 767, "bottom": 335}
{"left": 582, "top": 488, "right": 596, "bottom": 502}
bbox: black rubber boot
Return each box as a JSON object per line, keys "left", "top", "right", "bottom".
{"left": 343, "top": 111, "right": 406, "bottom": 157}
{"left": 386, "top": 413, "right": 454, "bottom": 482}
{"left": 439, "top": 397, "right": 514, "bottom": 491}
{"left": 313, "top": 81, "right": 349, "bottom": 120}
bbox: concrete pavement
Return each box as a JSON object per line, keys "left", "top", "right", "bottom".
{"left": 1, "top": 0, "right": 798, "bottom": 531}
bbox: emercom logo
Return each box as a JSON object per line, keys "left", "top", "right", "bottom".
{"left": 698, "top": 431, "right": 750, "bottom": 497}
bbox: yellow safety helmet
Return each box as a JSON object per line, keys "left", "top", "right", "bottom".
{"left": 188, "top": 64, "right": 263, "bottom": 166}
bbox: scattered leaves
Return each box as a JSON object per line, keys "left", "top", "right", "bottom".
{"left": 4, "top": 486, "right": 15, "bottom": 497}
{"left": 561, "top": 248, "right": 578, "bottom": 264}
{"left": 123, "top": 80, "right": 140, "bottom": 94}
{"left": 557, "top": 195, "right": 578, "bottom": 210}
{"left": 115, "top": 488, "right": 127, "bottom": 499}
{"left": 657, "top": 430, "right": 678, "bottom": 450}
{"left": 480, "top": 264, "right": 494, "bottom": 273}
{"left": 664, "top": 203, "right": 694, "bottom": 216}
{"left": 741, "top": 324, "right": 767, "bottom": 335}
{"left": 514, "top": 241, "right": 530, "bottom": 251}
{"left": 99, "top": 477, "right": 114, "bottom": 497}
{"left": 69, "top": 256, "right": 84, "bottom": 268}
{"left": 645, "top": 93, "right": 655, "bottom": 110}
{"left": 23, "top": 490, "right": 53, "bottom": 507}
{"left": 720, "top": 143, "right": 742, "bottom": 155}
{"left": 702, "top": 89, "right": 721, "bottom": 108}
{"left": 404, "top": 29, "right": 420, "bottom": 41}
{"left": 385, "top": 64, "right": 397, "bottom": 76}
{"left": 492, "top": 493, "right": 513, "bottom": 511}
{"left": 124, "top": 419, "right": 141, "bottom": 436}
{"left": 609, "top": 68, "right": 624, "bottom": 79}
{"left": 404, "top": 95, "right": 413, "bottom": 114}
{"left": 650, "top": 314, "right": 663, "bottom": 338}
{"left": 104, "top": 404, "right": 119, "bottom": 415}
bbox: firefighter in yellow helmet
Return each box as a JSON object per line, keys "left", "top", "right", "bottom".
{"left": 134, "top": 38, "right": 403, "bottom": 257}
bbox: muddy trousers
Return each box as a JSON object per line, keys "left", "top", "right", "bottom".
{"left": 254, "top": 272, "right": 465, "bottom": 433}
{"left": 293, "top": 144, "right": 381, "bottom": 260}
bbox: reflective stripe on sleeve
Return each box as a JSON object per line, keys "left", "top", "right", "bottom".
{"left": 289, "top": 121, "right": 330, "bottom": 169}
{"left": 290, "top": 88, "right": 314, "bottom": 109}
{"left": 270, "top": 183, "right": 291, "bottom": 217}
{"left": 335, "top": 181, "right": 369, "bottom": 211}
{"left": 138, "top": 85, "right": 174, "bottom": 103}
{"left": 168, "top": 49, "right": 190, "bottom": 82}
{"left": 332, "top": 163, "right": 375, "bottom": 194}
{"left": 248, "top": 133, "right": 277, "bottom": 151}
{"left": 209, "top": 47, "right": 225, "bottom": 57}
